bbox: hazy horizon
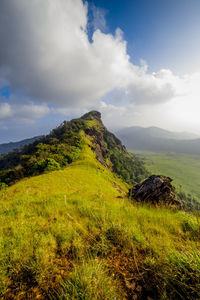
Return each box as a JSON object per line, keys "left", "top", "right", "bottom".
{"left": 1, "top": 0, "right": 200, "bottom": 142}
{"left": 1, "top": 117, "right": 200, "bottom": 145}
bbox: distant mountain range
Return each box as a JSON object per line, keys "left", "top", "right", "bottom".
{"left": 0, "top": 136, "right": 41, "bottom": 155}
{"left": 1, "top": 125, "right": 200, "bottom": 156}
{"left": 116, "top": 126, "right": 200, "bottom": 154}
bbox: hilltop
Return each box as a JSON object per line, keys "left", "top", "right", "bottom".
{"left": 0, "top": 111, "right": 148, "bottom": 187}
{"left": 0, "top": 111, "right": 200, "bottom": 299}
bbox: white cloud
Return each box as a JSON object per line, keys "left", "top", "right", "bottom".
{"left": 0, "top": 0, "right": 200, "bottom": 136}
{"left": 0, "top": 99, "right": 50, "bottom": 122}
{"left": 0, "top": 0, "right": 178, "bottom": 108}
{"left": 90, "top": 4, "right": 108, "bottom": 32}
{"left": 15, "top": 104, "right": 51, "bottom": 120}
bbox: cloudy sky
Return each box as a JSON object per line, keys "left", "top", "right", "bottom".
{"left": 0, "top": 0, "right": 200, "bottom": 142}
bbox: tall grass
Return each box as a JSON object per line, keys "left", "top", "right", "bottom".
{"left": 55, "top": 259, "right": 119, "bottom": 300}
{"left": 0, "top": 146, "right": 200, "bottom": 299}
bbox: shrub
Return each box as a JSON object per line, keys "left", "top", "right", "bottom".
{"left": 34, "top": 158, "right": 61, "bottom": 173}
{"left": 0, "top": 182, "right": 8, "bottom": 190}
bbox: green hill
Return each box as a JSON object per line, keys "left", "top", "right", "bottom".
{"left": 0, "top": 111, "right": 148, "bottom": 187}
{"left": 0, "top": 112, "right": 200, "bottom": 299}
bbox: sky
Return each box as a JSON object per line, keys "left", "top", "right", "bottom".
{"left": 0, "top": 0, "right": 200, "bottom": 143}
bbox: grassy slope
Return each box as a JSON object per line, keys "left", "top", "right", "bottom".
{"left": 132, "top": 151, "right": 200, "bottom": 201}
{"left": 0, "top": 144, "right": 200, "bottom": 299}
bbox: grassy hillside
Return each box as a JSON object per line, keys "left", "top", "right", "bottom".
{"left": 0, "top": 111, "right": 148, "bottom": 187}
{"left": 133, "top": 151, "right": 200, "bottom": 202}
{"left": 0, "top": 144, "right": 200, "bottom": 299}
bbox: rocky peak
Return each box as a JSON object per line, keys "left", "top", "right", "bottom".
{"left": 81, "top": 110, "right": 102, "bottom": 123}
{"left": 0, "top": 110, "right": 148, "bottom": 187}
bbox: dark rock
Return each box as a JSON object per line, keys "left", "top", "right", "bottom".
{"left": 128, "top": 175, "right": 182, "bottom": 207}
{"left": 85, "top": 127, "right": 108, "bottom": 164}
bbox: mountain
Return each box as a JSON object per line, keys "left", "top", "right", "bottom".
{"left": 0, "top": 111, "right": 200, "bottom": 299}
{"left": 0, "top": 136, "right": 41, "bottom": 155}
{"left": 117, "top": 126, "right": 199, "bottom": 141}
{"left": 0, "top": 111, "right": 148, "bottom": 187}
{"left": 116, "top": 126, "right": 200, "bottom": 154}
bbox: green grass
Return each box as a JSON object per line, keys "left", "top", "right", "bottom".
{"left": 132, "top": 151, "right": 200, "bottom": 201}
{"left": 0, "top": 144, "right": 200, "bottom": 299}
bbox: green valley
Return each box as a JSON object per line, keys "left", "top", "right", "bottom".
{"left": 133, "top": 151, "right": 200, "bottom": 202}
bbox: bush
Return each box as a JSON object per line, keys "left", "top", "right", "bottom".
{"left": 33, "top": 158, "right": 61, "bottom": 173}
{"left": 0, "top": 182, "right": 8, "bottom": 190}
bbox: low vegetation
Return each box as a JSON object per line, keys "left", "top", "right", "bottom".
{"left": 0, "top": 143, "right": 200, "bottom": 299}
{"left": 0, "top": 112, "right": 200, "bottom": 299}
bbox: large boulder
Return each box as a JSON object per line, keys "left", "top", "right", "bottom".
{"left": 129, "top": 175, "right": 182, "bottom": 207}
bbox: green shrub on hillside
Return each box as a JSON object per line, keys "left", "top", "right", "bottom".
{"left": 104, "top": 130, "right": 149, "bottom": 184}
{"left": 33, "top": 158, "right": 61, "bottom": 173}
{"left": 0, "top": 120, "right": 84, "bottom": 185}
{"left": 0, "top": 182, "right": 7, "bottom": 190}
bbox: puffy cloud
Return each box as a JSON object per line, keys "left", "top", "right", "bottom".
{"left": 0, "top": 98, "right": 50, "bottom": 122}
{"left": 14, "top": 104, "right": 51, "bottom": 120}
{"left": 0, "top": 0, "right": 200, "bottom": 139}
{"left": 0, "top": 0, "right": 178, "bottom": 109}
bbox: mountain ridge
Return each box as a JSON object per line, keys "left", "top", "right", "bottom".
{"left": 0, "top": 110, "right": 148, "bottom": 187}
{"left": 0, "top": 111, "right": 200, "bottom": 299}
{"left": 1, "top": 124, "right": 199, "bottom": 156}
{"left": 117, "top": 125, "right": 199, "bottom": 140}
{"left": 116, "top": 126, "right": 200, "bottom": 154}
{"left": 0, "top": 136, "right": 41, "bottom": 155}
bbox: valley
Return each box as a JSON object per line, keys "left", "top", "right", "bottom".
{"left": 133, "top": 151, "right": 200, "bottom": 202}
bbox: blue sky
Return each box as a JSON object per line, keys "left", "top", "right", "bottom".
{"left": 0, "top": 0, "right": 200, "bottom": 143}
{"left": 87, "top": 0, "right": 200, "bottom": 74}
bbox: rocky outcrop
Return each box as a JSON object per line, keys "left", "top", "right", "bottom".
{"left": 83, "top": 111, "right": 128, "bottom": 165}
{"left": 129, "top": 175, "right": 181, "bottom": 207}
{"left": 85, "top": 126, "right": 108, "bottom": 165}
{"left": 81, "top": 111, "right": 148, "bottom": 184}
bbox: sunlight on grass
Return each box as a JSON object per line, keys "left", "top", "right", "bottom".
{"left": 0, "top": 145, "right": 200, "bottom": 299}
